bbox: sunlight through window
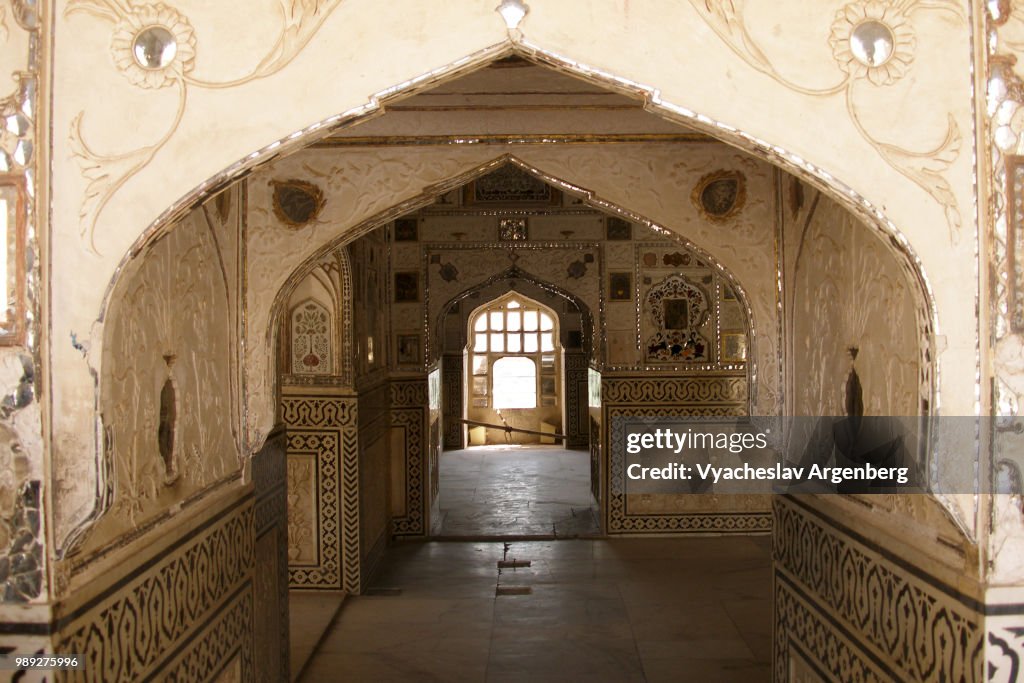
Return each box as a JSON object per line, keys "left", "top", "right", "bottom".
{"left": 468, "top": 294, "right": 561, "bottom": 409}
{"left": 492, "top": 357, "right": 537, "bottom": 408}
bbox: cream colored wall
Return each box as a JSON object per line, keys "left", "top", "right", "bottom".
{"left": 46, "top": 0, "right": 982, "bottom": 555}
{"left": 788, "top": 191, "right": 923, "bottom": 418}
{"left": 29, "top": 0, "right": 1024, "bottom": 677}
{"left": 784, "top": 186, "right": 972, "bottom": 577}
{"left": 90, "top": 190, "right": 242, "bottom": 554}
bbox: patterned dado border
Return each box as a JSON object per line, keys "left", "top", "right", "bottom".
{"left": 281, "top": 395, "right": 360, "bottom": 592}
{"left": 773, "top": 496, "right": 983, "bottom": 682}
{"left": 390, "top": 379, "right": 428, "bottom": 536}
{"left": 442, "top": 355, "right": 463, "bottom": 449}
{"left": 252, "top": 428, "right": 290, "bottom": 683}
{"left": 54, "top": 496, "right": 255, "bottom": 682}
{"left": 601, "top": 374, "right": 769, "bottom": 533}
{"left": 565, "top": 352, "right": 589, "bottom": 449}
{"left": 601, "top": 374, "right": 748, "bottom": 404}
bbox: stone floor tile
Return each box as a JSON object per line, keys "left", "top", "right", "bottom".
{"left": 300, "top": 537, "right": 773, "bottom": 681}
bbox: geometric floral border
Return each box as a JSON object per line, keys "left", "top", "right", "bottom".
{"left": 773, "top": 496, "right": 983, "bottom": 682}
{"left": 55, "top": 498, "right": 255, "bottom": 682}
{"left": 601, "top": 374, "right": 748, "bottom": 404}
{"left": 602, "top": 374, "right": 766, "bottom": 534}
{"left": 390, "top": 379, "right": 427, "bottom": 536}
{"left": 155, "top": 586, "right": 254, "bottom": 683}
{"left": 775, "top": 576, "right": 891, "bottom": 683}
{"left": 442, "top": 354, "right": 463, "bottom": 449}
{"left": 281, "top": 395, "right": 359, "bottom": 592}
{"left": 565, "top": 352, "right": 589, "bottom": 449}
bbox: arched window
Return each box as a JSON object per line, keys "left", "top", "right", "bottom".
{"left": 469, "top": 295, "right": 559, "bottom": 409}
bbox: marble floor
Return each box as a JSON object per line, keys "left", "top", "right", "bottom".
{"left": 437, "top": 445, "right": 600, "bottom": 537}
{"left": 299, "top": 537, "right": 772, "bottom": 682}
{"left": 289, "top": 590, "right": 346, "bottom": 681}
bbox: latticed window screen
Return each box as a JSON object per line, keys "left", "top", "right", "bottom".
{"left": 469, "top": 296, "right": 559, "bottom": 409}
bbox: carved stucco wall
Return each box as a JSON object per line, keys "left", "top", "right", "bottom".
{"left": 28, "top": 2, "right": 1024, "bottom": 681}
{"left": 391, "top": 198, "right": 752, "bottom": 368}
{"left": 789, "top": 190, "right": 923, "bottom": 419}
{"left": 46, "top": 1, "right": 981, "bottom": 554}
{"left": 784, "top": 185, "right": 971, "bottom": 565}
{"left": 55, "top": 487, "right": 258, "bottom": 683}
{"left": 86, "top": 189, "right": 242, "bottom": 556}
{"left": 777, "top": 183, "right": 994, "bottom": 680}
{"left": 773, "top": 495, "right": 984, "bottom": 682}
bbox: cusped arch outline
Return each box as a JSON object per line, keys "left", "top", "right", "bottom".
{"left": 265, "top": 154, "right": 765, "bottom": 413}
{"left": 437, "top": 265, "right": 596, "bottom": 361}
{"left": 82, "top": 45, "right": 952, "bottom": 557}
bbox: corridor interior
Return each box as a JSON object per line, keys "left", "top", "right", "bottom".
{"left": 33, "top": 12, "right": 1002, "bottom": 679}
{"left": 273, "top": 61, "right": 823, "bottom": 682}
{"left": 255, "top": 55, "right": 950, "bottom": 683}
{"left": 296, "top": 537, "right": 772, "bottom": 682}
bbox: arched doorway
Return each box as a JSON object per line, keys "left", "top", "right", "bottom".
{"left": 465, "top": 292, "right": 563, "bottom": 445}
{"left": 55, "top": 40, "right": 974, "bottom": 682}
{"left": 438, "top": 286, "right": 600, "bottom": 538}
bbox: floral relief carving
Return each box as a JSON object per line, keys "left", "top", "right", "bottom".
{"left": 100, "top": 208, "right": 238, "bottom": 534}
{"left": 691, "top": 0, "right": 966, "bottom": 237}
{"left": 791, "top": 193, "right": 921, "bottom": 418}
{"left": 829, "top": 2, "right": 915, "bottom": 86}
{"left": 290, "top": 300, "right": 332, "bottom": 374}
{"left": 644, "top": 274, "right": 712, "bottom": 362}
{"left": 109, "top": 4, "right": 197, "bottom": 89}
{"left": 64, "top": 0, "right": 344, "bottom": 251}
{"left": 285, "top": 458, "right": 314, "bottom": 563}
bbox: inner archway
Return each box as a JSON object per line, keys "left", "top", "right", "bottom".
{"left": 465, "top": 292, "right": 564, "bottom": 445}
{"left": 439, "top": 285, "right": 599, "bottom": 538}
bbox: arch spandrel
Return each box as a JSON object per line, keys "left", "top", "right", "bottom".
{"left": 52, "top": 2, "right": 979, "bottom": 548}
{"left": 254, "top": 152, "right": 773, "bottom": 445}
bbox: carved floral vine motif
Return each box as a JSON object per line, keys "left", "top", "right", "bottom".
{"left": 691, "top": 0, "right": 966, "bottom": 238}
{"left": 65, "top": 0, "right": 344, "bottom": 252}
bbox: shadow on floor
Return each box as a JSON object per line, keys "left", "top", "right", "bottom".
{"left": 438, "top": 445, "right": 600, "bottom": 538}
{"left": 300, "top": 537, "right": 772, "bottom": 682}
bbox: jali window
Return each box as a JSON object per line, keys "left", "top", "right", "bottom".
{"left": 469, "top": 295, "right": 559, "bottom": 409}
